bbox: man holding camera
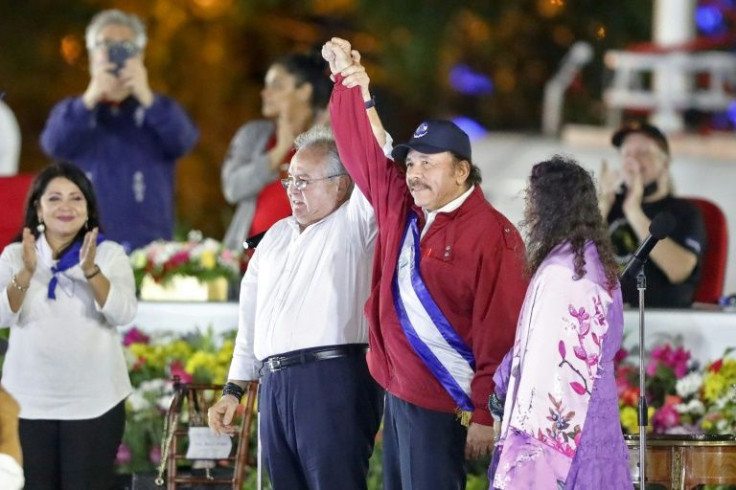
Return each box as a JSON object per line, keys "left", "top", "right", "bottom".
{"left": 40, "top": 9, "right": 198, "bottom": 252}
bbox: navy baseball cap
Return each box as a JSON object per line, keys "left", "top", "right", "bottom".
{"left": 611, "top": 121, "right": 670, "bottom": 156}
{"left": 392, "top": 120, "right": 472, "bottom": 162}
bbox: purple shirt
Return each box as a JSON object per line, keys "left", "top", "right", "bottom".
{"left": 490, "top": 242, "right": 632, "bottom": 489}
{"left": 40, "top": 95, "right": 198, "bottom": 251}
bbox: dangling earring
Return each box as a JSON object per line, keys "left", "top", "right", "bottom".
{"left": 85, "top": 220, "right": 89, "bottom": 230}
{"left": 36, "top": 219, "right": 45, "bottom": 233}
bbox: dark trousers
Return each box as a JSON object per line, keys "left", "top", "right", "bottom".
{"left": 19, "top": 400, "right": 126, "bottom": 490}
{"left": 382, "top": 393, "right": 467, "bottom": 490}
{"left": 259, "top": 350, "right": 383, "bottom": 490}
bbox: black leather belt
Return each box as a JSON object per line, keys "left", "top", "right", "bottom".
{"left": 262, "top": 344, "right": 368, "bottom": 374}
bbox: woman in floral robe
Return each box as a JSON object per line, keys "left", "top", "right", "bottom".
{"left": 489, "top": 156, "right": 633, "bottom": 489}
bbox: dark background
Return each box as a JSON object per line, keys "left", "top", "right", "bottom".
{"left": 0, "top": 0, "right": 706, "bottom": 240}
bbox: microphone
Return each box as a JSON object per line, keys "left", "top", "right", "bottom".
{"left": 242, "top": 231, "right": 266, "bottom": 250}
{"left": 620, "top": 211, "right": 676, "bottom": 280}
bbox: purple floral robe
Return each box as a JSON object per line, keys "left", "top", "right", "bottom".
{"left": 489, "top": 242, "right": 632, "bottom": 489}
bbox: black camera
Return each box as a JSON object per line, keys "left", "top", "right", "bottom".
{"left": 107, "top": 41, "right": 139, "bottom": 76}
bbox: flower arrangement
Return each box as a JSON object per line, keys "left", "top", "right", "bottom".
{"left": 129, "top": 231, "right": 242, "bottom": 290}
{"left": 117, "top": 326, "right": 235, "bottom": 473}
{"left": 615, "top": 343, "right": 736, "bottom": 436}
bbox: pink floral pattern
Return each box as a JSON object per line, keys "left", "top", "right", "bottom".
{"left": 492, "top": 243, "right": 619, "bottom": 489}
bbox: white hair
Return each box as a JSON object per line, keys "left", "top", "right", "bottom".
{"left": 85, "top": 9, "right": 147, "bottom": 50}
{"left": 294, "top": 126, "right": 347, "bottom": 178}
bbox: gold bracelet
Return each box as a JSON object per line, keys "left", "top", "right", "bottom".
{"left": 84, "top": 265, "right": 101, "bottom": 280}
{"left": 11, "top": 275, "right": 29, "bottom": 292}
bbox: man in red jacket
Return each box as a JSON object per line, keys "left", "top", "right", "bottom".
{"left": 323, "top": 39, "right": 528, "bottom": 489}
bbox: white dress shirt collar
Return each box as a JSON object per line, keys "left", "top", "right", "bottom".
{"left": 421, "top": 185, "right": 475, "bottom": 238}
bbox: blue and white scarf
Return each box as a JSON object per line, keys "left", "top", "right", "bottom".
{"left": 43, "top": 233, "right": 106, "bottom": 300}
{"left": 392, "top": 211, "right": 475, "bottom": 412}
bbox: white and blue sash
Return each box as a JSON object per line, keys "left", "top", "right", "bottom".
{"left": 392, "top": 211, "right": 475, "bottom": 412}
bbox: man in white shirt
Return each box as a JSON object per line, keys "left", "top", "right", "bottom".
{"left": 208, "top": 125, "right": 382, "bottom": 490}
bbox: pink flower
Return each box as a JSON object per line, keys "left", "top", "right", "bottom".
{"left": 652, "top": 403, "right": 680, "bottom": 433}
{"left": 646, "top": 359, "right": 659, "bottom": 377}
{"left": 651, "top": 344, "right": 672, "bottom": 363}
{"left": 614, "top": 348, "right": 628, "bottom": 364}
{"left": 123, "top": 327, "right": 150, "bottom": 346}
{"left": 168, "top": 250, "right": 190, "bottom": 267}
{"left": 149, "top": 444, "right": 162, "bottom": 465}
{"left": 169, "top": 360, "right": 193, "bottom": 384}
{"left": 115, "top": 443, "right": 132, "bottom": 465}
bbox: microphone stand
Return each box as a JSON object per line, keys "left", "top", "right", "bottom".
{"left": 635, "top": 267, "right": 648, "bottom": 490}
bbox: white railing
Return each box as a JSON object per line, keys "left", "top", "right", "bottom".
{"left": 542, "top": 42, "right": 593, "bottom": 136}
{"left": 603, "top": 50, "right": 736, "bottom": 127}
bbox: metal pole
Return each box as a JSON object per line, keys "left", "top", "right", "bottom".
{"left": 637, "top": 268, "right": 648, "bottom": 490}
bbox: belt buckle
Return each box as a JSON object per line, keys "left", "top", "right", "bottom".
{"left": 268, "top": 357, "right": 284, "bottom": 372}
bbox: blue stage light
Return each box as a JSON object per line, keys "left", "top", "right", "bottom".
{"left": 726, "top": 101, "right": 736, "bottom": 126}
{"left": 695, "top": 5, "right": 724, "bottom": 33}
{"left": 451, "top": 116, "right": 488, "bottom": 141}
{"left": 449, "top": 64, "right": 494, "bottom": 96}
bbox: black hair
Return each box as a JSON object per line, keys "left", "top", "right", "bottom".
{"left": 450, "top": 152, "right": 482, "bottom": 187}
{"left": 523, "top": 155, "right": 618, "bottom": 289}
{"left": 273, "top": 50, "right": 331, "bottom": 111}
{"left": 21, "top": 162, "right": 103, "bottom": 253}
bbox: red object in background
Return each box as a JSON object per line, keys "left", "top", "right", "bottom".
{"left": 247, "top": 132, "right": 294, "bottom": 238}
{"left": 687, "top": 197, "right": 729, "bottom": 303}
{"left": 0, "top": 174, "right": 35, "bottom": 250}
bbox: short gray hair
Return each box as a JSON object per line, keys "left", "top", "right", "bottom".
{"left": 294, "top": 126, "right": 348, "bottom": 178}
{"left": 85, "top": 9, "right": 147, "bottom": 50}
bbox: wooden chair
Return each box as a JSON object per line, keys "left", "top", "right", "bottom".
{"left": 164, "top": 380, "right": 259, "bottom": 489}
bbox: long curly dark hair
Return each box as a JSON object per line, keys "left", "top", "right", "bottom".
{"left": 522, "top": 155, "right": 618, "bottom": 289}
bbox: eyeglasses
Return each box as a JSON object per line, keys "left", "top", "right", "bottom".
{"left": 280, "top": 174, "right": 346, "bottom": 191}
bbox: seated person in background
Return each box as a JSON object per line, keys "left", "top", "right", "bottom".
{"left": 0, "top": 163, "right": 136, "bottom": 489}
{"left": 40, "top": 9, "right": 199, "bottom": 252}
{"left": 598, "top": 122, "right": 706, "bottom": 308}
{"left": 220, "top": 51, "right": 331, "bottom": 250}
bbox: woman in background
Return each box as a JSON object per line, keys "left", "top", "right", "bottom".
{"left": 221, "top": 50, "right": 331, "bottom": 250}
{"left": 0, "top": 163, "right": 136, "bottom": 489}
{"left": 489, "top": 156, "right": 632, "bottom": 489}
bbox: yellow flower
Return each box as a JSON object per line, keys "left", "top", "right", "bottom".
{"left": 703, "top": 372, "right": 726, "bottom": 403}
{"left": 620, "top": 405, "right": 638, "bottom": 434}
{"left": 200, "top": 250, "right": 216, "bottom": 269}
{"left": 129, "top": 250, "right": 147, "bottom": 269}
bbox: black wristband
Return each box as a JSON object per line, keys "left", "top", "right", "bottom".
{"left": 222, "top": 382, "right": 245, "bottom": 402}
{"left": 364, "top": 95, "right": 375, "bottom": 109}
{"left": 84, "top": 265, "right": 101, "bottom": 280}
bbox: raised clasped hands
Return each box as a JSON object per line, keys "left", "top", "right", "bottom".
{"left": 322, "top": 38, "right": 373, "bottom": 101}
{"left": 322, "top": 37, "right": 353, "bottom": 74}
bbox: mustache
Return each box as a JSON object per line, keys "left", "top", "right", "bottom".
{"left": 408, "top": 178, "right": 428, "bottom": 189}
